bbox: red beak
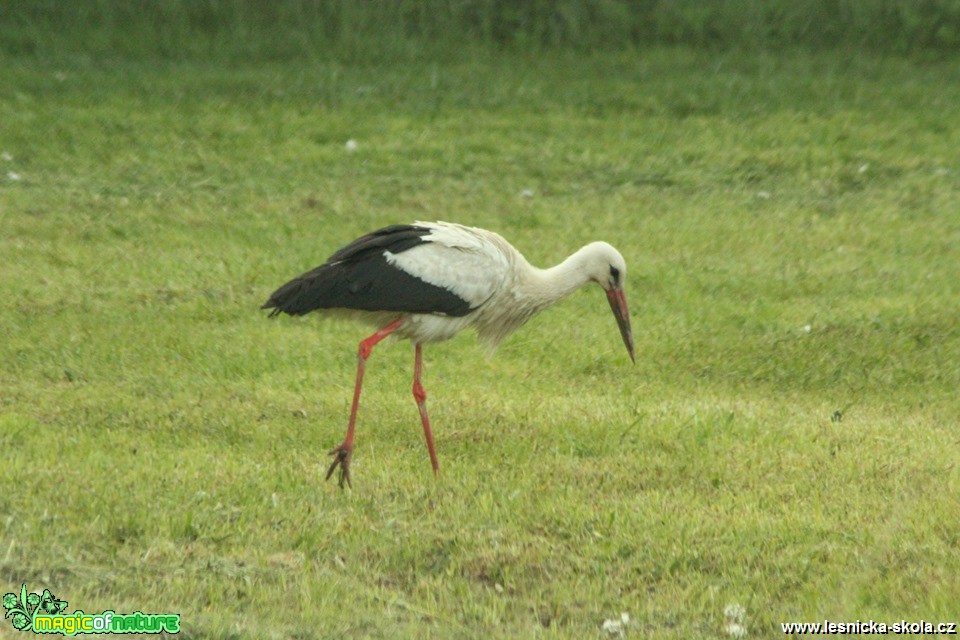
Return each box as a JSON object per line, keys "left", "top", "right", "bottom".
{"left": 606, "top": 287, "right": 635, "bottom": 363}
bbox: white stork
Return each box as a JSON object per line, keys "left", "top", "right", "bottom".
{"left": 262, "top": 221, "right": 634, "bottom": 487}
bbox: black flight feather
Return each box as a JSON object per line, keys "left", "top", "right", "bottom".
{"left": 262, "top": 225, "right": 473, "bottom": 318}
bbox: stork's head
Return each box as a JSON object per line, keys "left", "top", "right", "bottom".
{"left": 581, "top": 242, "right": 635, "bottom": 363}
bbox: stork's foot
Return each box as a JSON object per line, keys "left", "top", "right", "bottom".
{"left": 325, "top": 443, "right": 352, "bottom": 489}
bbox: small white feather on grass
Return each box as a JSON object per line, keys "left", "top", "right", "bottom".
{"left": 602, "top": 612, "right": 630, "bottom": 637}
{"left": 724, "top": 603, "right": 747, "bottom": 638}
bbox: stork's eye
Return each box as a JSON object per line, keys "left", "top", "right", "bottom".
{"left": 609, "top": 265, "right": 620, "bottom": 284}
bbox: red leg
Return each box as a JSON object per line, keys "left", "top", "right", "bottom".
{"left": 326, "top": 318, "right": 403, "bottom": 488}
{"left": 413, "top": 343, "right": 440, "bottom": 475}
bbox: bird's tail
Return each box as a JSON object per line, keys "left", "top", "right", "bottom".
{"left": 261, "top": 269, "right": 322, "bottom": 317}
{"left": 260, "top": 290, "right": 289, "bottom": 317}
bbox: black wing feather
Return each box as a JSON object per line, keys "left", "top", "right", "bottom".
{"left": 326, "top": 224, "right": 432, "bottom": 264}
{"left": 262, "top": 225, "right": 473, "bottom": 318}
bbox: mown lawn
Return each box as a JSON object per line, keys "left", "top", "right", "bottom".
{"left": 1, "top": 48, "right": 959, "bottom": 638}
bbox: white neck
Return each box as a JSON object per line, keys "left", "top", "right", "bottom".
{"left": 472, "top": 241, "right": 609, "bottom": 353}
{"left": 520, "top": 245, "right": 595, "bottom": 310}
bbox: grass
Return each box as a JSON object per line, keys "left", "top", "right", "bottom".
{"left": 6, "top": 0, "right": 960, "bottom": 58}
{"left": 1, "top": 47, "right": 959, "bottom": 638}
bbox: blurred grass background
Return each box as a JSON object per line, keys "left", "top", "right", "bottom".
{"left": 3, "top": 0, "right": 960, "bottom": 63}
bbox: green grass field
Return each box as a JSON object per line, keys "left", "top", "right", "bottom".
{"left": 2, "top": 45, "right": 959, "bottom": 638}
